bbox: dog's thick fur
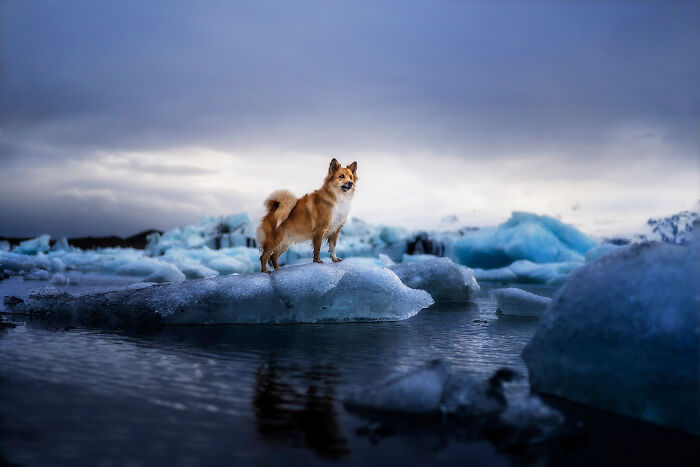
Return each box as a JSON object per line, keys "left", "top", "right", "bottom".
{"left": 256, "top": 158, "right": 357, "bottom": 273}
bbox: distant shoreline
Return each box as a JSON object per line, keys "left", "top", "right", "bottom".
{"left": 0, "top": 230, "right": 162, "bottom": 250}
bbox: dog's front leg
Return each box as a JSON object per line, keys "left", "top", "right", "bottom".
{"left": 328, "top": 229, "right": 342, "bottom": 262}
{"left": 312, "top": 232, "right": 326, "bottom": 263}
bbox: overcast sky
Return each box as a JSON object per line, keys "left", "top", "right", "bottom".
{"left": 1, "top": 0, "right": 698, "bottom": 238}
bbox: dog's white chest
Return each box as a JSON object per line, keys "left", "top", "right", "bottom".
{"left": 329, "top": 196, "right": 352, "bottom": 233}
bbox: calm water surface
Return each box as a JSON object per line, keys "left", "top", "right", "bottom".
{"left": 0, "top": 275, "right": 696, "bottom": 466}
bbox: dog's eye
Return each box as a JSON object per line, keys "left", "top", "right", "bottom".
{"left": 339, "top": 175, "right": 345, "bottom": 179}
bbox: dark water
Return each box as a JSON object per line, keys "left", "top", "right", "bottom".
{"left": 0, "top": 275, "right": 697, "bottom": 466}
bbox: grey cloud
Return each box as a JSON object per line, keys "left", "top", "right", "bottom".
{"left": 0, "top": 0, "right": 698, "bottom": 235}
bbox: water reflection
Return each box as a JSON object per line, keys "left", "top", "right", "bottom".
{"left": 253, "top": 360, "right": 349, "bottom": 459}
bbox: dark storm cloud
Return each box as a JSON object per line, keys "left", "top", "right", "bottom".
{"left": 3, "top": 0, "right": 698, "bottom": 155}
{"left": 0, "top": 0, "right": 698, "bottom": 236}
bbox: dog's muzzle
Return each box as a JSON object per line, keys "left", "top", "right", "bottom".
{"left": 341, "top": 182, "right": 353, "bottom": 192}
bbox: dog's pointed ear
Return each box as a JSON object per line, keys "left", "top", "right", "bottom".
{"left": 348, "top": 161, "right": 357, "bottom": 173}
{"left": 329, "top": 158, "right": 339, "bottom": 173}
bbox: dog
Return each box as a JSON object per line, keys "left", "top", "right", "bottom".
{"left": 256, "top": 158, "right": 357, "bottom": 273}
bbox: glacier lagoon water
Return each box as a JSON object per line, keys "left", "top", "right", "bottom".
{"left": 0, "top": 275, "right": 697, "bottom": 466}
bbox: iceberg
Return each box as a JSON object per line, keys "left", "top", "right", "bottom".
{"left": 5, "top": 263, "right": 433, "bottom": 326}
{"left": 492, "top": 288, "right": 551, "bottom": 317}
{"left": 145, "top": 213, "right": 257, "bottom": 256}
{"left": 0, "top": 240, "right": 9, "bottom": 252}
{"left": 344, "top": 360, "right": 563, "bottom": 439}
{"left": 523, "top": 238, "right": 700, "bottom": 435}
{"left": 50, "top": 237, "right": 73, "bottom": 252}
{"left": 0, "top": 251, "right": 51, "bottom": 273}
{"left": 450, "top": 212, "right": 596, "bottom": 269}
{"left": 12, "top": 234, "right": 51, "bottom": 255}
{"left": 389, "top": 257, "right": 479, "bottom": 302}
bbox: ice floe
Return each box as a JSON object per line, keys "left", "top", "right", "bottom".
{"left": 491, "top": 288, "right": 551, "bottom": 317}
{"left": 5, "top": 263, "right": 434, "bottom": 326}
{"left": 344, "top": 360, "right": 563, "bottom": 439}
{"left": 523, "top": 237, "right": 700, "bottom": 435}
{"left": 389, "top": 257, "right": 479, "bottom": 302}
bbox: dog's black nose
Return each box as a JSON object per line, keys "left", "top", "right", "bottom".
{"left": 346, "top": 182, "right": 353, "bottom": 187}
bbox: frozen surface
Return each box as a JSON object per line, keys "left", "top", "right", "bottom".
{"left": 344, "top": 360, "right": 563, "bottom": 438}
{"left": 389, "top": 257, "right": 479, "bottom": 302}
{"left": 523, "top": 238, "right": 700, "bottom": 435}
{"left": 491, "top": 288, "right": 551, "bottom": 317}
{"left": 5, "top": 263, "right": 433, "bottom": 326}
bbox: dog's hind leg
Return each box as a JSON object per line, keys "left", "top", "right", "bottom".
{"left": 260, "top": 231, "right": 285, "bottom": 273}
{"left": 260, "top": 249, "right": 273, "bottom": 273}
{"left": 312, "top": 231, "right": 327, "bottom": 263}
{"left": 271, "top": 243, "right": 289, "bottom": 271}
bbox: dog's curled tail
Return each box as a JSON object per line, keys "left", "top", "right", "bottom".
{"left": 256, "top": 189, "right": 297, "bottom": 246}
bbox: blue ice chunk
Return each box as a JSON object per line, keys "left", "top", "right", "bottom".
{"left": 492, "top": 288, "right": 550, "bottom": 317}
{"left": 390, "top": 257, "right": 479, "bottom": 302}
{"left": 12, "top": 235, "right": 51, "bottom": 255}
{"left": 50, "top": 237, "right": 73, "bottom": 252}
{"left": 0, "top": 251, "right": 51, "bottom": 272}
{"left": 474, "top": 260, "right": 583, "bottom": 284}
{"left": 523, "top": 237, "right": 700, "bottom": 435}
{"left": 452, "top": 212, "right": 596, "bottom": 268}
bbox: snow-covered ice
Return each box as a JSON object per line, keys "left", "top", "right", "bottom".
{"left": 491, "top": 288, "right": 551, "bottom": 317}
{"left": 523, "top": 237, "right": 700, "bottom": 435}
{"left": 5, "top": 263, "right": 434, "bottom": 326}
{"left": 389, "top": 257, "right": 479, "bottom": 302}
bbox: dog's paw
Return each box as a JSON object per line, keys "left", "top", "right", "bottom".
{"left": 331, "top": 257, "right": 343, "bottom": 262}
{"left": 313, "top": 258, "right": 324, "bottom": 263}
{"left": 263, "top": 270, "right": 271, "bottom": 274}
